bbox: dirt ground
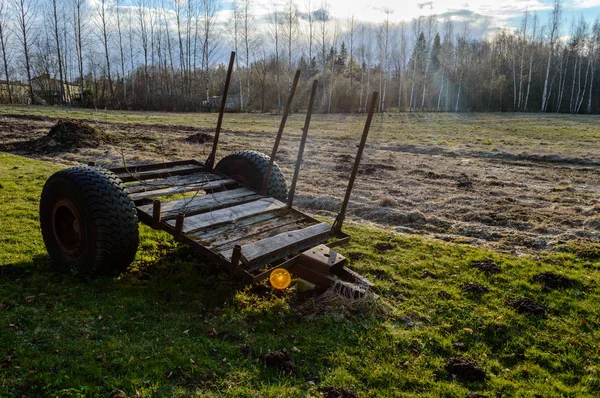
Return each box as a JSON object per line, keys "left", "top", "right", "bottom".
{"left": 2, "top": 111, "right": 600, "bottom": 253}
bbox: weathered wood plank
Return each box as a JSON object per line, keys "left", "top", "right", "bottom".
{"left": 166, "top": 197, "right": 287, "bottom": 234}
{"left": 137, "top": 188, "right": 261, "bottom": 220}
{"left": 110, "top": 160, "right": 202, "bottom": 175}
{"left": 191, "top": 212, "right": 282, "bottom": 242}
{"left": 126, "top": 172, "right": 223, "bottom": 194}
{"left": 208, "top": 214, "right": 307, "bottom": 250}
{"left": 129, "top": 178, "right": 236, "bottom": 201}
{"left": 118, "top": 164, "right": 206, "bottom": 183}
{"left": 222, "top": 222, "right": 331, "bottom": 264}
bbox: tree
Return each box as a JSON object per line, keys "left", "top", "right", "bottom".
{"left": 240, "top": 0, "right": 256, "bottom": 109}
{"left": 0, "top": 0, "right": 12, "bottom": 103}
{"left": 96, "top": 0, "right": 113, "bottom": 99}
{"left": 13, "top": 0, "right": 37, "bottom": 104}
{"left": 73, "top": 0, "right": 86, "bottom": 103}
{"left": 377, "top": 7, "right": 392, "bottom": 112}
{"left": 541, "top": 0, "right": 561, "bottom": 112}
{"left": 283, "top": 0, "right": 298, "bottom": 94}
{"left": 267, "top": 0, "right": 283, "bottom": 112}
{"left": 115, "top": 0, "right": 127, "bottom": 103}
{"left": 49, "top": 0, "right": 65, "bottom": 103}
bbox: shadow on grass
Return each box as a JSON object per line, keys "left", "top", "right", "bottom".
{"left": 0, "top": 245, "right": 386, "bottom": 396}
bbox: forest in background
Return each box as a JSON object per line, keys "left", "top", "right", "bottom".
{"left": 1, "top": 0, "right": 600, "bottom": 114}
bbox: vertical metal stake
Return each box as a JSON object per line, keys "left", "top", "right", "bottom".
{"left": 231, "top": 245, "right": 242, "bottom": 268}
{"left": 261, "top": 69, "right": 302, "bottom": 196}
{"left": 152, "top": 200, "right": 161, "bottom": 228}
{"left": 331, "top": 91, "right": 379, "bottom": 235}
{"left": 175, "top": 213, "right": 185, "bottom": 240}
{"left": 287, "top": 79, "right": 318, "bottom": 208}
{"left": 206, "top": 51, "right": 236, "bottom": 170}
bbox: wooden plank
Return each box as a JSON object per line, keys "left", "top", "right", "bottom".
{"left": 222, "top": 222, "right": 331, "bottom": 264}
{"left": 118, "top": 164, "right": 206, "bottom": 183}
{"left": 209, "top": 214, "right": 307, "bottom": 250}
{"left": 136, "top": 188, "right": 261, "bottom": 219}
{"left": 126, "top": 172, "right": 223, "bottom": 194}
{"left": 191, "top": 212, "right": 282, "bottom": 242}
{"left": 166, "top": 197, "right": 287, "bottom": 234}
{"left": 129, "top": 178, "right": 236, "bottom": 201}
{"left": 110, "top": 160, "right": 201, "bottom": 175}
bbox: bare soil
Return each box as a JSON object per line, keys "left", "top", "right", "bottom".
{"left": 508, "top": 297, "right": 547, "bottom": 316}
{"left": 533, "top": 272, "right": 577, "bottom": 289}
{"left": 321, "top": 386, "right": 359, "bottom": 398}
{"left": 460, "top": 283, "right": 490, "bottom": 295}
{"left": 444, "top": 356, "right": 487, "bottom": 382}
{"left": 2, "top": 113, "right": 600, "bottom": 253}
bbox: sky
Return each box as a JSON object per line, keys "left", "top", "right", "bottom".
{"left": 237, "top": 0, "right": 600, "bottom": 38}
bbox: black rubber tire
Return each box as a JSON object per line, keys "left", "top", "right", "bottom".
{"left": 39, "top": 166, "right": 139, "bottom": 275}
{"left": 215, "top": 150, "right": 288, "bottom": 201}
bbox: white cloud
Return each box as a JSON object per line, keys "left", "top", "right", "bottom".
{"left": 571, "top": 0, "right": 600, "bottom": 8}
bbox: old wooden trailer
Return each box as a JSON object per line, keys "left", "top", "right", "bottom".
{"left": 39, "top": 52, "right": 378, "bottom": 293}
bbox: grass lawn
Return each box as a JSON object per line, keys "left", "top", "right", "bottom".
{"left": 1, "top": 152, "right": 600, "bottom": 397}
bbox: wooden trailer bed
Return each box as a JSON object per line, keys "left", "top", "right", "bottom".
{"left": 112, "top": 160, "right": 345, "bottom": 282}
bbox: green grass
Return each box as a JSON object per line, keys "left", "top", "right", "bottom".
{"left": 1, "top": 152, "right": 600, "bottom": 397}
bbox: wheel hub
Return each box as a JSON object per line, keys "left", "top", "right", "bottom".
{"left": 52, "top": 199, "right": 84, "bottom": 258}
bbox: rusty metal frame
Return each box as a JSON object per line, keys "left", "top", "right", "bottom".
{"left": 331, "top": 91, "right": 379, "bottom": 235}
{"left": 205, "top": 51, "right": 236, "bottom": 170}
{"left": 287, "top": 79, "right": 317, "bottom": 208}
{"left": 261, "top": 69, "right": 302, "bottom": 195}
{"left": 113, "top": 83, "right": 379, "bottom": 288}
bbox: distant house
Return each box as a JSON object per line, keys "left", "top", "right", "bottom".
{"left": 31, "top": 74, "right": 81, "bottom": 104}
{"left": 0, "top": 80, "right": 29, "bottom": 104}
{"left": 202, "top": 95, "right": 240, "bottom": 112}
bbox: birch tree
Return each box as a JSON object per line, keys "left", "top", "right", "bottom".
{"left": 0, "top": 0, "right": 12, "bottom": 103}
{"left": 13, "top": 0, "right": 37, "bottom": 104}
{"left": 541, "top": 0, "right": 561, "bottom": 112}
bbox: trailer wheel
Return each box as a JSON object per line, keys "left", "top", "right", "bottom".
{"left": 215, "top": 150, "right": 288, "bottom": 202}
{"left": 39, "top": 166, "right": 139, "bottom": 275}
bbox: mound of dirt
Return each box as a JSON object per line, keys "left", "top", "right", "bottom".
{"left": 445, "top": 356, "right": 486, "bottom": 382}
{"left": 422, "top": 270, "right": 438, "bottom": 279}
{"left": 185, "top": 132, "right": 213, "bottom": 144}
{"left": 460, "top": 283, "right": 490, "bottom": 295}
{"left": 471, "top": 260, "right": 502, "bottom": 275}
{"left": 456, "top": 173, "right": 474, "bottom": 189}
{"left": 261, "top": 350, "right": 293, "bottom": 372}
{"left": 508, "top": 297, "right": 546, "bottom": 316}
{"left": 374, "top": 242, "right": 394, "bottom": 252}
{"left": 438, "top": 290, "right": 452, "bottom": 299}
{"left": 347, "top": 252, "right": 364, "bottom": 261}
{"left": 533, "top": 272, "right": 575, "bottom": 289}
{"left": 321, "top": 387, "right": 359, "bottom": 398}
{"left": 34, "top": 119, "right": 111, "bottom": 152}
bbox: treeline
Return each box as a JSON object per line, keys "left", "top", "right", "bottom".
{"left": 1, "top": 0, "right": 599, "bottom": 113}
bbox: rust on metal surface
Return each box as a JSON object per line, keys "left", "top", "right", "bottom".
{"left": 298, "top": 244, "right": 346, "bottom": 274}
{"left": 206, "top": 51, "right": 236, "bottom": 170}
{"left": 261, "top": 69, "right": 302, "bottom": 196}
{"left": 287, "top": 79, "right": 318, "bottom": 208}
{"left": 332, "top": 91, "right": 379, "bottom": 235}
